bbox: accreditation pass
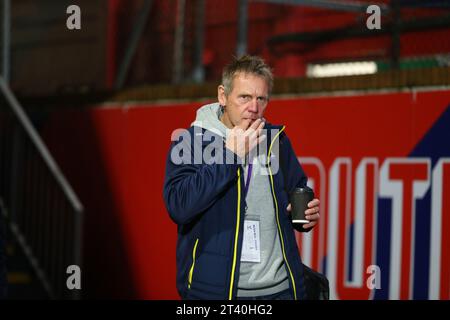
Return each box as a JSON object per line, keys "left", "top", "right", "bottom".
{"left": 241, "top": 219, "right": 261, "bottom": 263}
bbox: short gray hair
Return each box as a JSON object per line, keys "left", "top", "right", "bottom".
{"left": 221, "top": 55, "right": 273, "bottom": 96}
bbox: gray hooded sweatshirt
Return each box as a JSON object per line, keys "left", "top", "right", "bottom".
{"left": 192, "top": 103, "right": 289, "bottom": 297}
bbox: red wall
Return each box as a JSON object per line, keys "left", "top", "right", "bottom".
{"left": 42, "top": 101, "right": 203, "bottom": 299}
{"left": 42, "top": 89, "right": 450, "bottom": 299}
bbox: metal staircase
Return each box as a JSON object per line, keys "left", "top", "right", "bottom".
{"left": 0, "top": 77, "right": 83, "bottom": 299}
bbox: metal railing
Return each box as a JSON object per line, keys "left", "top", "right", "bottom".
{"left": 0, "top": 77, "right": 83, "bottom": 299}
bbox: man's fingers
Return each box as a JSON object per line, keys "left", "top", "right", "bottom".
{"left": 249, "top": 125, "right": 259, "bottom": 139}
{"left": 249, "top": 118, "right": 263, "bottom": 130}
{"left": 243, "top": 119, "right": 261, "bottom": 137}
{"left": 233, "top": 126, "right": 245, "bottom": 135}
{"left": 305, "top": 206, "right": 319, "bottom": 215}
{"left": 307, "top": 198, "right": 320, "bottom": 208}
{"left": 257, "top": 120, "right": 265, "bottom": 131}
{"left": 247, "top": 121, "right": 263, "bottom": 144}
{"left": 256, "top": 120, "right": 265, "bottom": 138}
{"left": 303, "top": 221, "right": 317, "bottom": 229}
{"left": 228, "top": 118, "right": 266, "bottom": 158}
{"left": 256, "top": 134, "right": 266, "bottom": 147}
{"left": 247, "top": 119, "right": 265, "bottom": 140}
{"left": 235, "top": 118, "right": 264, "bottom": 135}
{"left": 306, "top": 213, "right": 320, "bottom": 223}
{"left": 237, "top": 118, "right": 252, "bottom": 131}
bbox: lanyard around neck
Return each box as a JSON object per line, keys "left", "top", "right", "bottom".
{"left": 243, "top": 163, "right": 253, "bottom": 200}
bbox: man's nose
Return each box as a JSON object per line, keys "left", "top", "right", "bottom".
{"left": 248, "top": 98, "right": 258, "bottom": 113}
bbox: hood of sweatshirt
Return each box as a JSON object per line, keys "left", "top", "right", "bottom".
{"left": 191, "top": 102, "right": 228, "bottom": 138}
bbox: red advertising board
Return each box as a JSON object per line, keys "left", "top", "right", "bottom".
{"left": 43, "top": 89, "right": 450, "bottom": 299}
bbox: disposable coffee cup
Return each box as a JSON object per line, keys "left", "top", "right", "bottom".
{"left": 289, "top": 186, "right": 314, "bottom": 225}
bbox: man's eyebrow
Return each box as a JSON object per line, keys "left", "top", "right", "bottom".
{"left": 237, "top": 92, "right": 268, "bottom": 99}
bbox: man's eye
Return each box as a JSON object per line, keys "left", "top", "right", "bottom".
{"left": 257, "top": 97, "right": 268, "bottom": 104}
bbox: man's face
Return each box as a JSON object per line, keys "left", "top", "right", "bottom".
{"left": 218, "top": 72, "right": 269, "bottom": 129}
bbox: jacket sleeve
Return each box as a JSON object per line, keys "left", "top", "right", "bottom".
{"left": 163, "top": 129, "right": 240, "bottom": 225}
{"left": 280, "top": 133, "right": 308, "bottom": 194}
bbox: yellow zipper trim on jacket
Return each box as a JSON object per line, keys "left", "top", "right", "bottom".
{"left": 267, "top": 126, "right": 298, "bottom": 300}
{"left": 228, "top": 168, "right": 241, "bottom": 300}
{"left": 188, "top": 238, "right": 199, "bottom": 289}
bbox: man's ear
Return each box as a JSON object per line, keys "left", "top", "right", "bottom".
{"left": 218, "top": 85, "right": 226, "bottom": 106}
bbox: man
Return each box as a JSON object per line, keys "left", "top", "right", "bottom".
{"left": 163, "top": 55, "right": 320, "bottom": 300}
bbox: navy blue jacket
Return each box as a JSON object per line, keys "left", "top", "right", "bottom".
{"left": 163, "top": 123, "right": 308, "bottom": 300}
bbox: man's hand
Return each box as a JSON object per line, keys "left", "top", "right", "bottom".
{"left": 225, "top": 118, "right": 266, "bottom": 159}
{"left": 287, "top": 198, "right": 320, "bottom": 230}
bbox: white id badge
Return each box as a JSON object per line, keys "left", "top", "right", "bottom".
{"left": 240, "top": 219, "right": 261, "bottom": 263}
